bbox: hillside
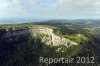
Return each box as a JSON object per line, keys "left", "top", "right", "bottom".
{"left": 0, "top": 22, "right": 100, "bottom": 66}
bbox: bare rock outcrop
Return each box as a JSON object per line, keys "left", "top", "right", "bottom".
{"left": 1, "top": 26, "right": 77, "bottom": 47}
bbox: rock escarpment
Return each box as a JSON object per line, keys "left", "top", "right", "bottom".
{"left": 0, "top": 26, "right": 77, "bottom": 47}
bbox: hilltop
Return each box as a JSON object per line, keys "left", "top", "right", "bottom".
{"left": 0, "top": 21, "right": 100, "bottom": 66}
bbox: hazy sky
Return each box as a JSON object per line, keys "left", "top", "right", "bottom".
{"left": 0, "top": 0, "right": 100, "bottom": 23}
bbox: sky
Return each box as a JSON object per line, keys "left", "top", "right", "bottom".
{"left": 0, "top": 0, "right": 100, "bottom": 23}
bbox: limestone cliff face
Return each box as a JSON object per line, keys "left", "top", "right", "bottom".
{"left": 0, "top": 26, "right": 77, "bottom": 47}
{"left": 32, "top": 30, "right": 77, "bottom": 47}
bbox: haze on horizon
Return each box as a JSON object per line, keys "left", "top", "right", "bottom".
{"left": 0, "top": 0, "right": 100, "bottom": 24}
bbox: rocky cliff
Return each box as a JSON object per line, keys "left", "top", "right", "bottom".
{"left": 0, "top": 26, "right": 77, "bottom": 47}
